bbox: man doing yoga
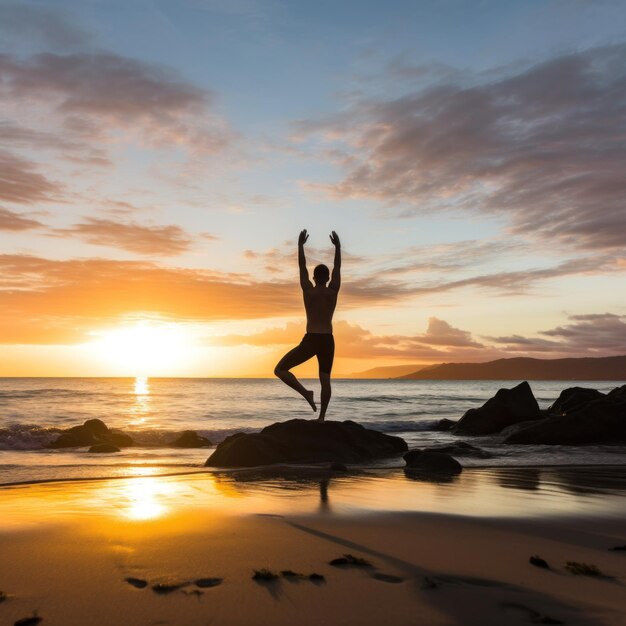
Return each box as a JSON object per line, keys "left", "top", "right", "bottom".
{"left": 274, "top": 229, "right": 341, "bottom": 421}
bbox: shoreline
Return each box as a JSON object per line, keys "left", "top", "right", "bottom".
{"left": 2, "top": 461, "right": 626, "bottom": 489}
{"left": 0, "top": 471, "right": 625, "bottom": 625}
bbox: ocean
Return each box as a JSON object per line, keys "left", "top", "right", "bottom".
{"left": 1, "top": 377, "right": 625, "bottom": 486}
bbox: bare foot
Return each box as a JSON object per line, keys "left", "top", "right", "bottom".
{"left": 305, "top": 390, "right": 317, "bottom": 412}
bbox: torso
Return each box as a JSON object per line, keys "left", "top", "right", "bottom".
{"left": 303, "top": 285, "right": 338, "bottom": 334}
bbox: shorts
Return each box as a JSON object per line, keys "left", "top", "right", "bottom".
{"left": 276, "top": 333, "right": 335, "bottom": 374}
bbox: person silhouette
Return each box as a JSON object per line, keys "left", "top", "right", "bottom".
{"left": 274, "top": 230, "right": 341, "bottom": 421}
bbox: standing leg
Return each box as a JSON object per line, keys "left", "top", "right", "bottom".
{"left": 317, "top": 335, "right": 335, "bottom": 421}
{"left": 319, "top": 372, "right": 331, "bottom": 421}
{"left": 274, "top": 341, "right": 317, "bottom": 412}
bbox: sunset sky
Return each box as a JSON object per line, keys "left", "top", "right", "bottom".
{"left": 1, "top": 0, "right": 626, "bottom": 377}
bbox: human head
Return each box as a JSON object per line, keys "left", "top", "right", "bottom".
{"left": 313, "top": 264, "right": 330, "bottom": 285}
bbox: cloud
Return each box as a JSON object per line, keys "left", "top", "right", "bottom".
{"left": 0, "top": 150, "right": 60, "bottom": 203}
{"left": 50, "top": 218, "right": 196, "bottom": 256}
{"left": 0, "top": 254, "right": 301, "bottom": 344}
{"left": 488, "top": 313, "right": 626, "bottom": 355}
{"left": 298, "top": 44, "right": 626, "bottom": 250}
{"left": 215, "top": 317, "right": 486, "bottom": 359}
{"left": 0, "top": 207, "right": 42, "bottom": 231}
{"left": 0, "top": 51, "right": 232, "bottom": 152}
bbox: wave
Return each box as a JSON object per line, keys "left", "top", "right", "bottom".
{"left": 0, "top": 423, "right": 257, "bottom": 451}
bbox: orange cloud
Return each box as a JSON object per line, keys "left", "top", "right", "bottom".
{"left": 49, "top": 218, "right": 197, "bottom": 256}
{"left": 0, "top": 206, "right": 42, "bottom": 231}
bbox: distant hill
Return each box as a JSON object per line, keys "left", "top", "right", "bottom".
{"left": 398, "top": 356, "right": 626, "bottom": 380}
{"left": 349, "top": 364, "right": 426, "bottom": 379}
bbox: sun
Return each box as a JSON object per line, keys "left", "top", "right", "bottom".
{"left": 89, "top": 321, "right": 190, "bottom": 376}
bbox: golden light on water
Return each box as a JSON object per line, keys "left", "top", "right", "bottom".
{"left": 130, "top": 376, "right": 150, "bottom": 426}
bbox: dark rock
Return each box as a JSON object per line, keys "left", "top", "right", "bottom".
{"left": 529, "top": 555, "right": 549, "bottom": 569}
{"left": 453, "top": 381, "right": 542, "bottom": 435}
{"left": 548, "top": 387, "right": 605, "bottom": 415}
{"left": 107, "top": 432, "right": 134, "bottom": 448}
{"left": 425, "top": 442, "right": 492, "bottom": 458}
{"left": 404, "top": 449, "right": 463, "bottom": 474}
{"left": 432, "top": 418, "right": 457, "bottom": 431}
{"left": 330, "top": 462, "right": 348, "bottom": 472}
{"left": 48, "top": 419, "right": 135, "bottom": 449}
{"left": 88, "top": 443, "right": 120, "bottom": 453}
{"left": 171, "top": 430, "right": 212, "bottom": 448}
{"left": 505, "top": 384, "right": 626, "bottom": 445}
{"left": 204, "top": 419, "right": 407, "bottom": 468}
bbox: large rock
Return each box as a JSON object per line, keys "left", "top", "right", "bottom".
{"left": 88, "top": 443, "right": 121, "bottom": 453}
{"left": 404, "top": 450, "right": 463, "bottom": 474}
{"left": 171, "top": 430, "right": 212, "bottom": 448}
{"left": 453, "top": 381, "right": 542, "bottom": 435}
{"left": 548, "top": 387, "right": 605, "bottom": 415}
{"left": 205, "top": 419, "right": 408, "bottom": 468}
{"left": 425, "top": 442, "right": 492, "bottom": 458}
{"left": 505, "top": 384, "right": 626, "bottom": 445}
{"left": 48, "top": 419, "right": 134, "bottom": 449}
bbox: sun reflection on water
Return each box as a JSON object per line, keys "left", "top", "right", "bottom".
{"left": 119, "top": 475, "right": 177, "bottom": 521}
{"left": 129, "top": 376, "right": 150, "bottom": 426}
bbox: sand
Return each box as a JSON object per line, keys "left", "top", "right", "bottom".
{"left": 0, "top": 470, "right": 625, "bottom": 626}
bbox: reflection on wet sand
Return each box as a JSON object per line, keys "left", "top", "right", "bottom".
{"left": 0, "top": 466, "right": 624, "bottom": 533}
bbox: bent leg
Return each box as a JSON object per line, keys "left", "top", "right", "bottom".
{"left": 274, "top": 342, "right": 317, "bottom": 412}
{"left": 318, "top": 372, "right": 331, "bottom": 421}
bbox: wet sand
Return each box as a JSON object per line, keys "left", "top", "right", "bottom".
{"left": 0, "top": 468, "right": 625, "bottom": 625}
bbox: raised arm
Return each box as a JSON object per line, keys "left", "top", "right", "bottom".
{"left": 298, "top": 229, "right": 313, "bottom": 290}
{"left": 329, "top": 230, "right": 341, "bottom": 291}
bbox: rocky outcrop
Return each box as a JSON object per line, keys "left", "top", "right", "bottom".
{"left": 548, "top": 387, "right": 605, "bottom": 415}
{"left": 425, "top": 442, "right": 492, "bottom": 458}
{"left": 204, "top": 419, "right": 408, "bottom": 468}
{"left": 404, "top": 450, "right": 463, "bottom": 474}
{"left": 48, "top": 419, "right": 135, "bottom": 449}
{"left": 453, "top": 381, "right": 542, "bottom": 435}
{"left": 432, "top": 418, "right": 457, "bottom": 431}
{"left": 88, "top": 443, "right": 121, "bottom": 453}
{"left": 505, "top": 384, "right": 626, "bottom": 445}
{"left": 171, "top": 430, "right": 212, "bottom": 448}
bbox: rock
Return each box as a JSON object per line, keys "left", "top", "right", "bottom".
{"left": 425, "top": 442, "right": 492, "bottom": 458}
{"left": 404, "top": 450, "right": 463, "bottom": 474}
{"left": 505, "top": 384, "right": 626, "bottom": 445}
{"left": 48, "top": 419, "right": 135, "bottom": 449}
{"left": 88, "top": 443, "right": 121, "bottom": 453}
{"left": 453, "top": 381, "right": 541, "bottom": 435}
{"left": 107, "top": 432, "right": 134, "bottom": 448}
{"left": 171, "top": 430, "right": 212, "bottom": 448}
{"left": 432, "top": 418, "right": 457, "bottom": 431}
{"left": 205, "top": 419, "right": 407, "bottom": 468}
{"left": 548, "top": 387, "right": 605, "bottom": 415}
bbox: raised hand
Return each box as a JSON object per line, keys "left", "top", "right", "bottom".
{"left": 329, "top": 230, "right": 340, "bottom": 247}
{"left": 298, "top": 229, "right": 309, "bottom": 246}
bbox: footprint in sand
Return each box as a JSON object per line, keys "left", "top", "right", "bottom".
{"left": 329, "top": 554, "right": 373, "bottom": 568}
{"left": 125, "top": 577, "right": 148, "bottom": 589}
{"left": 151, "top": 581, "right": 191, "bottom": 595}
{"left": 502, "top": 602, "right": 563, "bottom": 625}
{"left": 194, "top": 577, "right": 223, "bottom": 588}
{"left": 14, "top": 616, "right": 43, "bottom": 626}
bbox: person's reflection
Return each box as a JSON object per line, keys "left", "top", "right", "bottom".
{"left": 319, "top": 478, "right": 331, "bottom": 512}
